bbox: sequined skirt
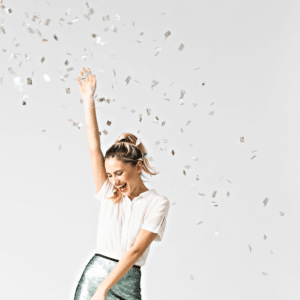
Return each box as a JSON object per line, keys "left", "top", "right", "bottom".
{"left": 74, "top": 253, "right": 142, "bottom": 300}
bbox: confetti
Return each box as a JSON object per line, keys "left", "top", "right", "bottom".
{"left": 43, "top": 74, "right": 51, "bottom": 82}
{"left": 178, "top": 43, "right": 184, "bottom": 51}
{"left": 164, "top": 30, "right": 171, "bottom": 39}
{"left": 263, "top": 198, "right": 269, "bottom": 207}
{"left": 151, "top": 80, "right": 159, "bottom": 90}
{"left": 279, "top": 211, "right": 284, "bottom": 216}
{"left": 96, "top": 37, "right": 101, "bottom": 44}
{"left": 180, "top": 90, "right": 186, "bottom": 99}
{"left": 125, "top": 76, "right": 131, "bottom": 85}
{"left": 103, "top": 15, "right": 110, "bottom": 21}
{"left": 240, "top": 137, "right": 245, "bottom": 143}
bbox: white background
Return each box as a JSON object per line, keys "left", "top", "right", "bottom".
{"left": 0, "top": 0, "right": 300, "bottom": 299}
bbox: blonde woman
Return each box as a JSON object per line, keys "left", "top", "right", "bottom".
{"left": 74, "top": 67, "right": 170, "bottom": 300}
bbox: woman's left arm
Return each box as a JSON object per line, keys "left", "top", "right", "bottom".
{"left": 93, "top": 229, "right": 157, "bottom": 299}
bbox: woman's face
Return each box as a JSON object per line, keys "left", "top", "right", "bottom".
{"left": 105, "top": 157, "right": 139, "bottom": 195}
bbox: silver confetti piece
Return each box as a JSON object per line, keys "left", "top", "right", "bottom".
{"left": 180, "top": 90, "right": 186, "bottom": 99}
{"left": 164, "top": 30, "right": 171, "bottom": 39}
{"left": 103, "top": 15, "right": 110, "bottom": 21}
{"left": 263, "top": 197, "right": 269, "bottom": 207}
{"left": 125, "top": 76, "right": 131, "bottom": 84}
{"left": 179, "top": 43, "right": 184, "bottom": 51}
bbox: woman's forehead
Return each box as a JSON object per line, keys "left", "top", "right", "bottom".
{"left": 105, "top": 157, "right": 125, "bottom": 168}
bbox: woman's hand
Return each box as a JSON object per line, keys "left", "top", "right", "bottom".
{"left": 91, "top": 286, "right": 107, "bottom": 300}
{"left": 77, "top": 67, "right": 97, "bottom": 101}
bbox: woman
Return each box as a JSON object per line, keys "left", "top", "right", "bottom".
{"left": 74, "top": 67, "right": 170, "bottom": 300}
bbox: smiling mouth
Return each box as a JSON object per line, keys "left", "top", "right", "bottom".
{"left": 118, "top": 183, "right": 127, "bottom": 192}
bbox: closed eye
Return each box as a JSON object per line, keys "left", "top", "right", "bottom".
{"left": 108, "top": 173, "right": 123, "bottom": 177}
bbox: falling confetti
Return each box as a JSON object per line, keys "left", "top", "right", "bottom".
{"left": 178, "top": 43, "right": 184, "bottom": 51}
{"left": 263, "top": 198, "right": 269, "bottom": 207}
{"left": 125, "top": 76, "right": 131, "bottom": 85}
{"left": 164, "top": 30, "right": 171, "bottom": 39}
{"left": 43, "top": 74, "right": 51, "bottom": 82}
{"left": 103, "top": 15, "right": 110, "bottom": 21}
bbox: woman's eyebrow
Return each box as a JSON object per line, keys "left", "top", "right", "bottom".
{"left": 106, "top": 169, "right": 123, "bottom": 175}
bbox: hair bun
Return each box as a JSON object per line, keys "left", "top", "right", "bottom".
{"left": 119, "top": 138, "right": 127, "bottom": 143}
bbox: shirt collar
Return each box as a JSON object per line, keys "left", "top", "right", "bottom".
{"left": 126, "top": 188, "right": 157, "bottom": 201}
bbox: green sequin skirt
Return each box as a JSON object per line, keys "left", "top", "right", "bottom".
{"left": 74, "top": 253, "right": 142, "bottom": 300}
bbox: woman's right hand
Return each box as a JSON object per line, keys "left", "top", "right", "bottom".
{"left": 77, "top": 67, "right": 97, "bottom": 101}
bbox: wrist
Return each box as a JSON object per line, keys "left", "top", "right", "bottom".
{"left": 83, "top": 93, "right": 94, "bottom": 99}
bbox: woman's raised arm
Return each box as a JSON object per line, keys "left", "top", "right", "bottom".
{"left": 78, "top": 67, "right": 108, "bottom": 193}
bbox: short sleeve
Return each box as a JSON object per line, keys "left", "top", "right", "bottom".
{"left": 141, "top": 196, "right": 170, "bottom": 242}
{"left": 94, "top": 178, "right": 114, "bottom": 202}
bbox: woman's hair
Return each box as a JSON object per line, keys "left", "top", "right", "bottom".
{"left": 104, "top": 133, "right": 160, "bottom": 204}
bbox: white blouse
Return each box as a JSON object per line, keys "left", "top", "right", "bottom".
{"left": 93, "top": 178, "right": 170, "bottom": 267}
